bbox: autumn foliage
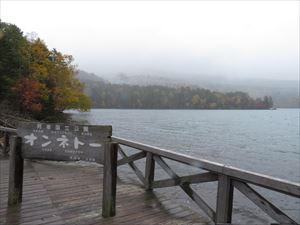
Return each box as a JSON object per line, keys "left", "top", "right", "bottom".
{"left": 0, "top": 21, "right": 91, "bottom": 118}
{"left": 13, "top": 79, "right": 45, "bottom": 113}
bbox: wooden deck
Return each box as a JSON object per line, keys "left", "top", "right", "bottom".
{"left": 0, "top": 157, "right": 211, "bottom": 225}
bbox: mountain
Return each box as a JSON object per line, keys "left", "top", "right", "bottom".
{"left": 77, "top": 70, "right": 299, "bottom": 108}
{"left": 76, "top": 70, "right": 106, "bottom": 97}
{"left": 105, "top": 74, "right": 300, "bottom": 108}
{"left": 76, "top": 70, "right": 105, "bottom": 83}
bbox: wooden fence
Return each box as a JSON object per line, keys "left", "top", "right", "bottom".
{"left": 1, "top": 126, "right": 299, "bottom": 224}
{"left": 112, "top": 136, "right": 300, "bottom": 225}
{"left": 0, "top": 126, "right": 16, "bottom": 154}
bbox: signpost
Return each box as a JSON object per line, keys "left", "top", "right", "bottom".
{"left": 9, "top": 122, "right": 117, "bottom": 218}
{"left": 17, "top": 122, "right": 112, "bottom": 164}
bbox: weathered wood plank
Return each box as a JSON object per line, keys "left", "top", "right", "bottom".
{"left": 181, "top": 184, "right": 216, "bottom": 221}
{"left": 1, "top": 160, "right": 65, "bottom": 225}
{"left": 153, "top": 155, "right": 178, "bottom": 179}
{"left": 3, "top": 132, "right": 9, "bottom": 154}
{"left": 118, "top": 147, "right": 145, "bottom": 185}
{"left": 117, "top": 151, "right": 146, "bottom": 166}
{"left": 224, "top": 166, "right": 300, "bottom": 198}
{"left": 233, "top": 180, "right": 298, "bottom": 225}
{"left": 144, "top": 152, "right": 155, "bottom": 190}
{"left": 0, "top": 126, "right": 17, "bottom": 133}
{"left": 8, "top": 136, "right": 24, "bottom": 206}
{"left": 216, "top": 174, "right": 233, "bottom": 223}
{"left": 154, "top": 155, "right": 216, "bottom": 221}
{"left": 152, "top": 172, "right": 218, "bottom": 189}
{"left": 102, "top": 142, "right": 118, "bottom": 217}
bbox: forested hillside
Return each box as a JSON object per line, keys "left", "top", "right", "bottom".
{"left": 0, "top": 21, "right": 91, "bottom": 119}
{"left": 78, "top": 71, "right": 273, "bottom": 109}
{"left": 107, "top": 74, "right": 299, "bottom": 108}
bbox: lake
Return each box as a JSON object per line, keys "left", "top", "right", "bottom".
{"left": 68, "top": 108, "right": 300, "bottom": 224}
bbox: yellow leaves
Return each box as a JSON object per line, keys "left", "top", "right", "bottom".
{"left": 22, "top": 37, "right": 91, "bottom": 116}
{"left": 1, "top": 21, "right": 90, "bottom": 118}
{"left": 191, "top": 94, "right": 201, "bottom": 105}
{"left": 209, "top": 102, "right": 217, "bottom": 109}
{"left": 30, "top": 64, "right": 48, "bottom": 80}
{"left": 30, "top": 39, "right": 50, "bottom": 62}
{"left": 0, "top": 31, "right": 4, "bottom": 40}
{"left": 235, "top": 96, "right": 241, "bottom": 104}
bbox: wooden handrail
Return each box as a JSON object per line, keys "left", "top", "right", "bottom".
{"left": 0, "top": 126, "right": 17, "bottom": 133}
{"left": 2, "top": 124, "right": 299, "bottom": 224}
{"left": 112, "top": 136, "right": 300, "bottom": 197}
{"left": 1, "top": 128, "right": 299, "bottom": 197}
{"left": 112, "top": 136, "right": 300, "bottom": 224}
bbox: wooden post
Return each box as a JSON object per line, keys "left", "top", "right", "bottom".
{"left": 3, "top": 132, "right": 9, "bottom": 154}
{"left": 216, "top": 174, "right": 234, "bottom": 224}
{"left": 8, "top": 136, "right": 24, "bottom": 206}
{"left": 145, "top": 152, "right": 155, "bottom": 190}
{"left": 102, "top": 142, "right": 118, "bottom": 218}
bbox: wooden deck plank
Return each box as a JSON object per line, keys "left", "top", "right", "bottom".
{"left": 0, "top": 158, "right": 208, "bottom": 225}
{"left": 0, "top": 159, "right": 65, "bottom": 225}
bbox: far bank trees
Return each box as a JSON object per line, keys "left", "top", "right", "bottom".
{"left": 85, "top": 80, "right": 274, "bottom": 109}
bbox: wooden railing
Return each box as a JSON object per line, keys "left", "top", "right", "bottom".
{"left": 1, "top": 126, "right": 299, "bottom": 224}
{"left": 112, "top": 136, "right": 300, "bottom": 225}
{"left": 0, "top": 126, "right": 17, "bottom": 154}
{"left": 0, "top": 126, "right": 17, "bottom": 133}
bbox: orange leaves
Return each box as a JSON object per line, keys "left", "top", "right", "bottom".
{"left": 13, "top": 79, "right": 46, "bottom": 113}
{"left": 0, "top": 21, "right": 91, "bottom": 119}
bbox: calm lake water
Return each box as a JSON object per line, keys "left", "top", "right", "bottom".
{"left": 68, "top": 109, "right": 300, "bottom": 224}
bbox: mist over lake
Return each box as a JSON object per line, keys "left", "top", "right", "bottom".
{"left": 69, "top": 108, "right": 300, "bottom": 224}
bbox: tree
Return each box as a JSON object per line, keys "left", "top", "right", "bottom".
{"left": 86, "top": 80, "right": 273, "bottom": 110}
{"left": 12, "top": 78, "right": 46, "bottom": 114}
{"left": 0, "top": 21, "right": 27, "bottom": 97}
{"left": 17, "top": 39, "right": 91, "bottom": 116}
{"left": 0, "top": 21, "right": 91, "bottom": 118}
{"left": 263, "top": 96, "right": 273, "bottom": 109}
{"left": 191, "top": 94, "right": 201, "bottom": 107}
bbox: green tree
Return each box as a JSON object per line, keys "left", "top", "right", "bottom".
{"left": 18, "top": 38, "right": 91, "bottom": 116}
{"left": 0, "top": 21, "right": 27, "bottom": 97}
{"left": 0, "top": 21, "right": 91, "bottom": 118}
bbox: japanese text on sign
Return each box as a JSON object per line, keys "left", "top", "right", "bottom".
{"left": 17, "top": 122, "right": 112, "bottom": 164}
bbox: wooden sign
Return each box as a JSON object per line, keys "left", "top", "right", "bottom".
{"left": 17, "top": 122, "right": 112, "bottom": 164}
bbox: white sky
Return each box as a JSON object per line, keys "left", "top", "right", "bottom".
{"left": 1, "top": 0, "right": 299, "bottom": 80}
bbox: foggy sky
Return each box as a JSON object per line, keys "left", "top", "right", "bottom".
{"left": 1, "top": 1, "right": 299, "bottom": 80}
